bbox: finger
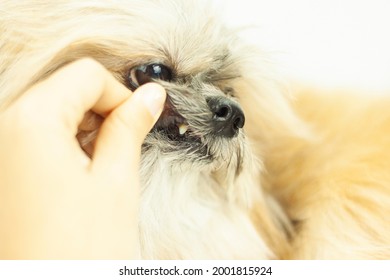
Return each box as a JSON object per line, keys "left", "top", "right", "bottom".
{"left": 91, "top": 83, "right": 166, "bottom": 175}
{"left": 23, "top": 58, "right": 131, "bottom": 132}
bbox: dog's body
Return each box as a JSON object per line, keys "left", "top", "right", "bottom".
{"left": 1, "top": 0, "right": 390, "bottom": 259}
{"left": 260, "top": 88, "right": 390, "bottom": 259}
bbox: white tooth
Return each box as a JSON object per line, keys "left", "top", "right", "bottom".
{"left": 178, "top": 124, "right": 188, "bottom": 135}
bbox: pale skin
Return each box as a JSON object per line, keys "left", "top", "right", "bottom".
{"left": 0, "top": 58, "right": 166, "bottom": 259}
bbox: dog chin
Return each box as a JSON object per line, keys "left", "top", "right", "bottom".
{"left": 141, "top": 129, "right": 246, "bottom": 171}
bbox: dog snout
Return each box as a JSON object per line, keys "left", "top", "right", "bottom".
{"left": 208, "top": 97, "right": 245, "bottom": 138}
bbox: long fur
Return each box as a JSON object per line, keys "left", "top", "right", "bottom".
{"left": 263, "top": 87, "right": 390, "bottom": 259}
{"left": 1, "top": 0, "right": 389, "bottom": 259}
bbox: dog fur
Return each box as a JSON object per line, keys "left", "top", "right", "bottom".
{"left": 1, "top": 0, "right": 389, "bottom": 259}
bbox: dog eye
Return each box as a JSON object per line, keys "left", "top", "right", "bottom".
{"left": 127, "top": 63, "right": 172, "bottom": 89}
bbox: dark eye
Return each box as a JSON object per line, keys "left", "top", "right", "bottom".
{"left": 127, "top": 63, "right": 172, "bottom": 90}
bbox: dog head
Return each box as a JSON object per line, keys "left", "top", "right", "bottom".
{"left": 1, "top": 0, "right": 305, "bottom": 178}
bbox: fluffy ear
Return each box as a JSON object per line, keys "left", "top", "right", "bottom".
{"left": 0, "top": 0, "right": 133, "bottom": 111}
{"left": 0, "top": 36, "right": 126, "bottom": 112}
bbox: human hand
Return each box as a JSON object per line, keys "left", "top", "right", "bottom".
{"left": 0, "top": 58, "right": 166, "bottom": 259}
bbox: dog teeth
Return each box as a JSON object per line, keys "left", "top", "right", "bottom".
{"left": 178, "top": 124, "right": 189, "bottom": 135}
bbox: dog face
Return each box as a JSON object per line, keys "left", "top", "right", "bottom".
{"left": 106, "top": 2, "right": 249, "bottom": 174}
{"left": 127, "top": 40, "right": 247, "bottom": 173}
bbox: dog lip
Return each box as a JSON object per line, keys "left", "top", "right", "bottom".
{"left": 152, "top": 110, "right": 202, "bottom": 143}
{"left": 154, "top": 111, "right": 188, "bottom": 131}
{"left": 150, "top": 96, "right": 203, "bottom": 144}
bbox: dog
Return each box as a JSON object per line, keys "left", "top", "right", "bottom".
{"left": 1, "top": 0, "right": 389, "bottom": 259}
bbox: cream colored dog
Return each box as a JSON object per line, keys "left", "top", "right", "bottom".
{"left": 1, "top": 0, "right": 389, "bottom": 259}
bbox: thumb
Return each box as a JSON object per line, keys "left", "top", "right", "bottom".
{"left": 91, "top": 83, "right": 166, "bottom": 173}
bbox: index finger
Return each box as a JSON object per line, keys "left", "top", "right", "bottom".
{"left": 24, "top": 58, "right": 131, "bottom": 130}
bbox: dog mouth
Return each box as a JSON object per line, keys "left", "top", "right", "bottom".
{"left": 142, "top": 87, "right": 246, "bottom": 166}
{"left": 153, "top": 112, "right": 202, "bottom": 144}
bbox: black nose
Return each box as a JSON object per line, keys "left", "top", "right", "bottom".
{"left": 208, "top": 97, "right": 245, "bottom": 138}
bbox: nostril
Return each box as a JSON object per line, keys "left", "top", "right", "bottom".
{"left": 215, "top": 105, "right": 231, "bottom": 119}
{"left": 208, "top": 97, "right": 245, "bottom": 138}
{"left": 233, "top": 115, "right": 245, "bottom": 129}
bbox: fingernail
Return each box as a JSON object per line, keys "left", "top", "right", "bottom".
{"left": 140, "top": 83, "right": 166, "bottom": 118}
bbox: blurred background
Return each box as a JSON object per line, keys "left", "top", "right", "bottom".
{"left": 223, "top": 0, "right": 390, "bottom": 93}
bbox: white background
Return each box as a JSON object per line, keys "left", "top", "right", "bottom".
{"left": 0, "top": 260, "right": 389, "bottom": 280}
{"left": 223, "top": 0, "right": 390, "bottom": 92}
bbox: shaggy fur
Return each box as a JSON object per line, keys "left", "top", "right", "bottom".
{"left": 1, "top": 0, "right": 389, "bottom": 259}
{"left": 264, "top": 87, "right": 390, "bottom": 259}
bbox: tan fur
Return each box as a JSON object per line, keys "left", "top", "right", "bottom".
{"left": 1, "top": 0, "right": 390, "bottom": 259}
{"left": 260, "top": 86, "right": 390, "bottom": 259}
